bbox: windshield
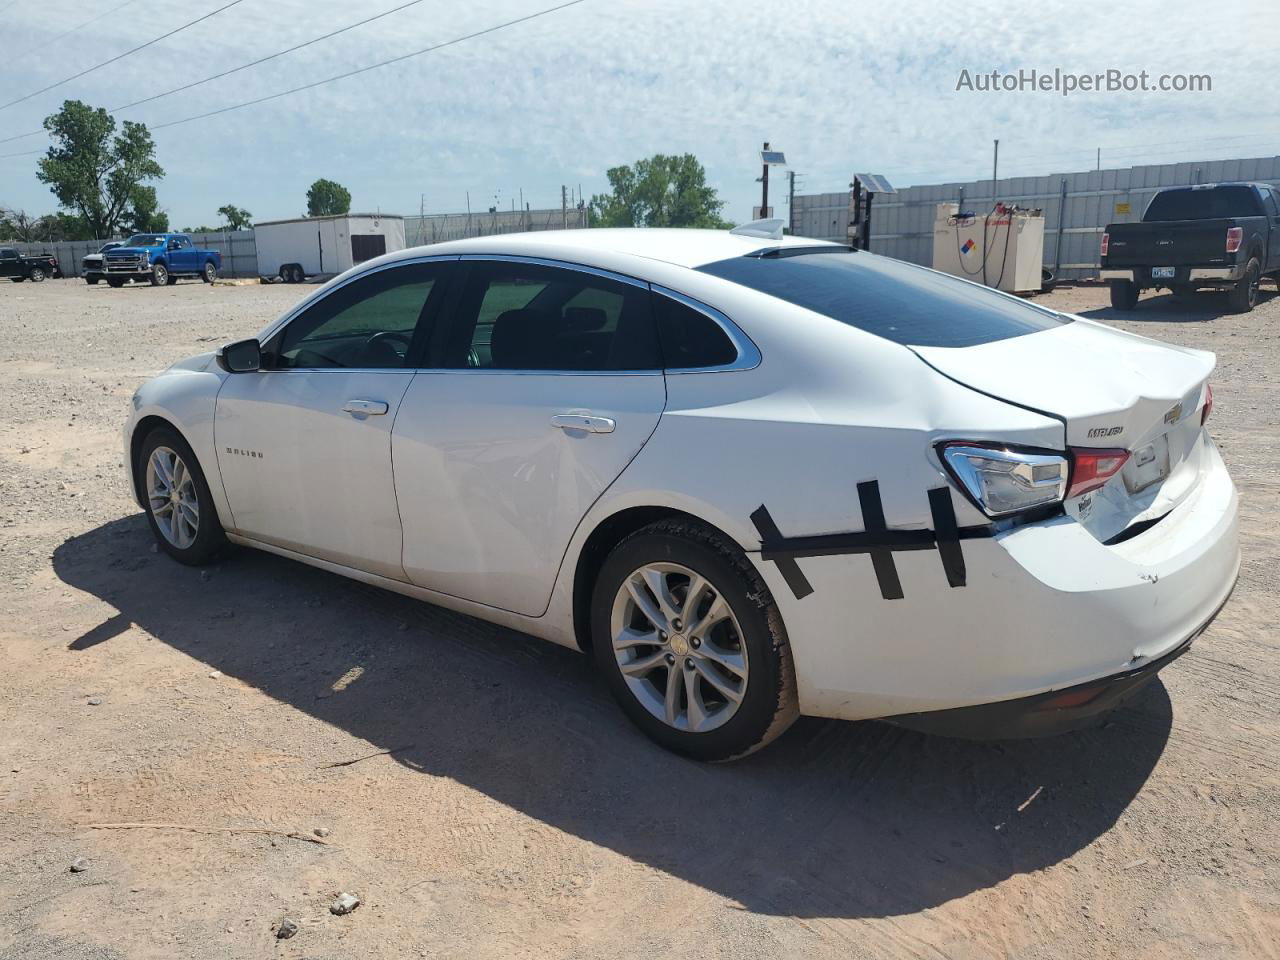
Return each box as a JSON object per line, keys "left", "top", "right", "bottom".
{"left": 697, "top": 250, "right": 1070, "bottom": 348}
{"left": 124, "top": 235, "right": 166, "bottom": 247}
{"left": 1143, "top": 186, "right": 1262, "bottom": 221}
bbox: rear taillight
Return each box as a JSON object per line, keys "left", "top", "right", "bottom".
{"left": 1201, "top": 383, "right": 1213, "bottom": 424}
{"left": 939, "top": 443, "right": 1068, "bottom": 518}
{"left": 1226, "top": 227, "right": 1243, "bottom": 253}
{"left": 1067, "top": 448, "right": 1130, "bottom": 499}
{"left": 1100, "top": 232, "right": 1110, "bottom": 257}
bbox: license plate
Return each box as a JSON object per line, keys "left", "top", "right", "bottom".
{"left": 1125, "top": 435, "right": 1170, "bottom": 493}
{"left": 1152, "top": 266, "right": 1176, "bottom": 279}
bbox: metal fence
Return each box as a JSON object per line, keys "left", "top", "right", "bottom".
{"left": 403, "top": 207, "right": 589, "bottom": 245}
{"left": 10, "top": 230, "right": 258, "bottom": 278}
{"left": 792, "top": 154, "right": 1280, "bottom": 280}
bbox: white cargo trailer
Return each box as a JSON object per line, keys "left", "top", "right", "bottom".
{"left": 253, "top": 213, "right": 406, "bottom": 283}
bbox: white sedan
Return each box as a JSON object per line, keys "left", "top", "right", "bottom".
{"left": 123, "top": 223, "right": 1239, "bottom": 760}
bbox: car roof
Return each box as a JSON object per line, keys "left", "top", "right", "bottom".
{"left": 382, "top": 228, "right": 845, "bottom": 270}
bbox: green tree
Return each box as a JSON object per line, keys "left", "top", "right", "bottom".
{"left": 217, "top": 203, "right": 253, "bottom": 230}
{"left": 125, "top": 185, "right": 168, "bottom": 233}
{"left": 36, "top": 100, "right": 164, "bottom": 239}
{"left": 305, "top": 178, "right": 351, "bottom": 217}
{"left": 589, "top": 154, "right": 730, "bottom": 228}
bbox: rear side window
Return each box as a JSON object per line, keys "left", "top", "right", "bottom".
{"left": 442, "top": 261, "right": 661, "bottom": 371}
{"left": 1143, "top": 186, "right": 1263, "bottom": 221}
{"left": 652, "top": 293, "right": 738, "bottom": 369}
{"left": 697, "top": 251, "right": 1068, "bottom": 348}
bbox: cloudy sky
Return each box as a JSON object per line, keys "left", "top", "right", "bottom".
{"left": 1, "top": 0, "right": 1276, "bottom": 229}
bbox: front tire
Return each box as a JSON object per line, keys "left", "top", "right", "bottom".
{"left": 150, "top": 262, "right": 169, "bottom": 286}
{"left": 86, "top": 276, "right": 99, "bottom": 285}
{"left": 591, "top": 519, "right": 798, "bottom": 761}
{"left": 1228, "top": 258, "right": 1260, "bottom": 313}
{"left": 107, "top": 277, "right": 125, "bottom": 288}
{"left": 1109, "top": 280, "right": 1139, "bottom": 310}
{"left": 137, "top": 427, "right": 225, "bottom": 566}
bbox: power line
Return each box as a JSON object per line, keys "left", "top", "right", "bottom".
{"left": 111, "top": 0, "right": 432, "bottom": 114}
{"left": 0, "top": 0, "right": 246, "bottom": 112}
{"left": 19, "top": 0, "right": 143, "bottom": 60}
{"left": 148, "top": 0, "right": 588, "bottom": 131}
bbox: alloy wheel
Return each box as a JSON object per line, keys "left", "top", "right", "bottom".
{"left": 146, "top": 446, "right": 200, "bottom": 549}
{"left": 610, "top": 561, "right": 749, "bottom": 733}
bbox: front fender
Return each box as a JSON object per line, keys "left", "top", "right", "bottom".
{"left": 124, "top": 359, "right": 232, "bottom": 527}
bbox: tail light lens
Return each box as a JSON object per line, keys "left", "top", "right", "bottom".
{"left": 1201, "top": 383, "right": 1213, "bottom": 424}
{"left": 940, "top": 443, "right": 1068, "bottom": 518}
{"left": 1067, "top": 448, "right": 1130, "bottom": 498}
{"left": 1226, "top": 227, "right": 1243, "bottom": 253}
{"left": 1100, "top": 232, "right": 1110, "bottom": 257}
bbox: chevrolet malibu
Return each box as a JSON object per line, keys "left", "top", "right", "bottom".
{"left": 123, "top": 224, "right": 1239, "bottom": 760}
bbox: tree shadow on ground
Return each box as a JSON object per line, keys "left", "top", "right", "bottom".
{"left": 53, "top": 515, "right": 1174, "bottom": 920}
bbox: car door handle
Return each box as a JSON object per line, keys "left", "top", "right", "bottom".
{"left": 551, "top": 413, "right": 615, "bottom": 434}
{"left": 342, "top": 399, "right": 389, "bottom": 416}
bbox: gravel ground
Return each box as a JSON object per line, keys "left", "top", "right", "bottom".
{"left": 1, "top": 276, "right": 1277, "bottom": 960}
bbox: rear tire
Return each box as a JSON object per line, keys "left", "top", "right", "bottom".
{"left": 1228, "top": 258, "right": 1260, "bottom": 314}
{"left": 292, "top": 265, "right": 305, "bottom": 284}
{"left": 1109, "top": 280, "right": 1139, "bottom": 310}
{"left": 29, "top": 267, "right": 46, "bottom": 282}
{"left": 150, "top": 263, "right": 169, "bottom": 286}
{"left": 202, "top": 261, "right": 217, "bottom": 283}
{"left": 591, "top": 519, "right": 799, "bottom": 761}
{"left": 136, "top": 426, "right": 225, "bottom": 566}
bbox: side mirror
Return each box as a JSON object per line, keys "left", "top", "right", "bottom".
{"left": 217, "top": 338, "right": 261, "bottom": 373}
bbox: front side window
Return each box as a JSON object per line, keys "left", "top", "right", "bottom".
{"left": 443, "top": 261, "right": 660, "bottom": 371}
{"left": 697, "top": 250, "right": 1069, "bottom": 349}
{"left": 270, "top": 262, "right": 442, "bottom": 369}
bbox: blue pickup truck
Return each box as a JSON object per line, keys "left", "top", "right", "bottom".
{"left": 102, "top": 233, "right": 221, "bottom": 287}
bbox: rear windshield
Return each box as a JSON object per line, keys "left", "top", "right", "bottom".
{"left": 1143, "top": 186, "right": 1262, "bottom": 221}
{"left": 696, "top": 250, "right": 1069, "bottom": 348}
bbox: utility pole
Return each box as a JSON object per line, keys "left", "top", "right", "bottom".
{"left": 561, "top": 184, "right": 568, "bottom": 228}
{"left": 760, "top": 141, "right": 770, "bottom": 217}
{"left": 991, "top": 138, "right": 999, "bottom": 208}
{"left": 788, "top": 170, "right": 795, "bottom": 234}
{"left": 1096, "top": 147, "right": 1101, "bottom": 171}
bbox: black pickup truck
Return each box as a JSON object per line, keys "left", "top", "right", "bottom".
{"left": 1100, "top": 182, "right": 1280, "bottom": 313}
{"left": 0, "top": 245, "right": 61, "bottom": 282}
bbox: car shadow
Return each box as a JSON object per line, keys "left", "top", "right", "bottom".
{"left": 1079, "top": 287, "right": 1275, "bottom": 323}
{"left": 53, "top": 515, "right": 1174, "bottom": 920}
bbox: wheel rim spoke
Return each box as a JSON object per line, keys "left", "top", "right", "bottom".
{"left": 688, "top": 591, "right": 730, "bottom": 640}
{"left": 624, "top": 576, "right": 666, "bottom": 632}
{"left": 613, "top": 626, "right": 657, "bottom": 652}
{"left": 663, "top": 662, "right": 682, "bottom": 726}
{"left": 640, "top": 568, "right": 680, "bottom": 623}
{"left": 695, "top": 640, "right": 747, "bottom": 680}
{"left": 620, "top": 650, "right": 667, "bottom": 678}
{"left": 693, "top": 659, "right": 744, "bottom": 703}
{"left": 684, "top": 667, "right": 709, "bottom": 731}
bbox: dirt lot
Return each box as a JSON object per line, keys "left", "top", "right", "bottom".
{"left": 1, "top": 276, "right": 1277, "bottom": 960}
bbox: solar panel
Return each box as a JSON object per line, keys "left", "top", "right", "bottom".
{"left": 855, "top": 173, "right": 896, "bottom": 194}
{"left": 760, "top": 150, "right": 788, "bottom": 166}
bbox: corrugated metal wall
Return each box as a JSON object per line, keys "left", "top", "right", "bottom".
{"left": 792, "top": 154, "right": 1280, "bottom": 279}
{"left": 403, "top": 207, "right": 588, "bottom": 244}
{"left": 11, "top": 230, "right": 258, "bottom": 278}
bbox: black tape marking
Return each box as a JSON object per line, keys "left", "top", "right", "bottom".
{"left": 750, "top": 505, "right": 813, "bottom": 599}
{"left": 928, "top": 485, "right": 966, "bottom": 588}
{"left": 754, "top": 484, "right": 991, "bottom": 601}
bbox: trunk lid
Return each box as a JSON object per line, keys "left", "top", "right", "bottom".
{"left": 914, "top": 319, "right": 1214, "bottom": 540}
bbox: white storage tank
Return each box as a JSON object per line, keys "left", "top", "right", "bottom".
{"left": 253, "top": 213, "right": 406, "bottom": 283}
{"left": 931, "top": 203, "right": 1045, "bottom": 294}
